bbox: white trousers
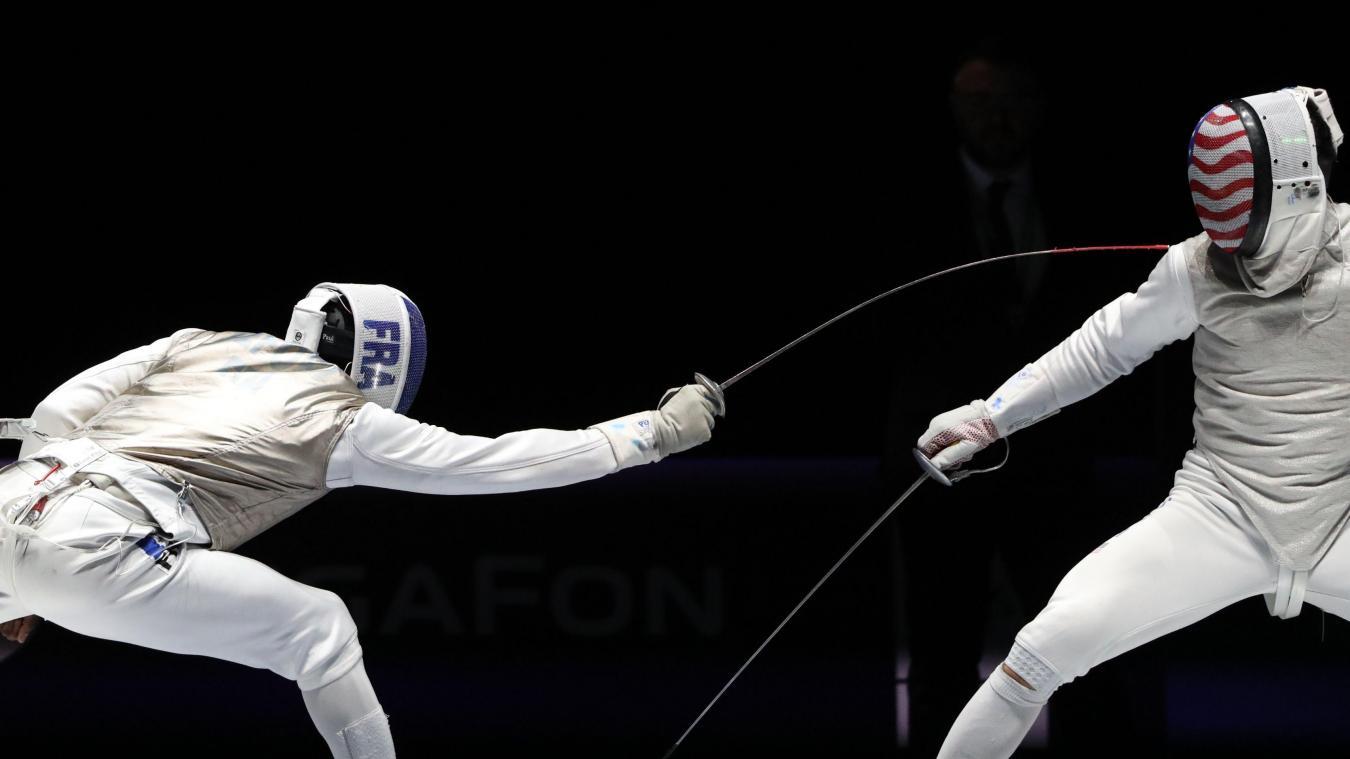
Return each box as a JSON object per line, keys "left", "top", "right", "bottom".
{"left": 1014, "top": 448, "right": 1350, "bottom": 688}
{"left": 936, "top": 449, "right": 1350, "bottom": 758}
{"left": 0, "top": 460, "right": 362, "bottom": 692}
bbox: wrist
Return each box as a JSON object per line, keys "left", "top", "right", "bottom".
{"left": 590, "top": 411, "right": 661, "bottom": 469}
{"left": 985, "top": 363, "right": 1060, "bottom": 437}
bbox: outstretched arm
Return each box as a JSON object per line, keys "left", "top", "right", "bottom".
{"left": 325, "top": 383, "right": 721, "bottom": 494}
{"left": 920, "top": 243, "right": 1200, "bottom": 469}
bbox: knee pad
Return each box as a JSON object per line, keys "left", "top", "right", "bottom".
{"left": 989, "top": 642, "right": 1062, "bottom": 707}
{"left": 340, "top": 708, "right": 395, "bottom": 759}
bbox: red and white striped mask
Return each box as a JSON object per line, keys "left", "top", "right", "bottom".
{"left": 1188, "top": 103, "right": 1257, "bottom": 254}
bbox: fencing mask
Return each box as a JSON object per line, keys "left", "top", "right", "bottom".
{"left": 1188, "top": 86, "right": 1343, "bottom": 260}
{"left": 286, "top": 283, "right": 427, "bottom": 414}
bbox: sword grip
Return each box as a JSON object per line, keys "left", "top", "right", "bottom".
{"left": 660, "top": 373, "right": 727, "bottom": 418}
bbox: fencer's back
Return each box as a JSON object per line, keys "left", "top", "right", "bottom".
{"left": 63, "top": 329, "right": 367, "bottom": 551}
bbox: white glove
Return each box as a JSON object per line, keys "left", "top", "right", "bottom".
{"left": 651, "top": 384, "right": 720, "bottom": 459}
{"left": 916, "top": 399, "right": 1000, "bottom": 471}
{"left": 591, "top": 383, "right": 723, "bottom": 469}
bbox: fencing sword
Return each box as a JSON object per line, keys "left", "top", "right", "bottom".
{"left": 660, "top": 244, "right": 1167, "bottom": 758}
{"left": 659, "top": 443, "right": 1005, "bottom": 759}
{"left": 689, "top": 245, "right": 1167, "bottom": 399}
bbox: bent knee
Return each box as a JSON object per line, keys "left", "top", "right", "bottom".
{"left": 293, "top": 590, "right": 364, "bottom": 690}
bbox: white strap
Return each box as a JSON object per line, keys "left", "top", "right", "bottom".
{"left": 286, "top": 289, "right": 339, "bottom": 351}
{"left": 0, "top": 418, "right": 43, "bottom": 441}
{"left": 0, "top": 439, "right": 110, "bottom": 532}
{"left": 37, "top": 438, "right": 108, "bottom": 471}
{"left": 1294, "top": 86, "right": 1343, "bottom": 153}
{"left": 1310, "top": 88, "right": 1344, "bottom": 151}
{"left": 1265, "top": 566, "right": 1310, "bottom": 619}
{"left": 23, "top": 438, "right": 109, "bottom": 495}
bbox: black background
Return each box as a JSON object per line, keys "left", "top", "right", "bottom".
{"left": 3, "top": 24, "right": 1347, "bottom": 758}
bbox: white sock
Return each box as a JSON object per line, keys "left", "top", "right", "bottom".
{"left": 302, "top": 658, "right": 395, "bottom": 758}
{"left": 935, "top": 669, "right": 1043, "bottom": 759}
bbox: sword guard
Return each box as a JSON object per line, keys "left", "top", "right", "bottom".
{"left": 694, "top": 373, "right": 726, "bottom": 417}
{"left": 913, "top": 438, "right": 1010, "bottom": 486}
{"left": 913, "top": 448, "right": 957, "bottom": 486}
{"left": 660, "top": 373, "right": 727, "bottom": 418}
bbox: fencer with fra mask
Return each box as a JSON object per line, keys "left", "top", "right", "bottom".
{"left": 0, "top": 282, "right": 724, "bottom": 759}
{"left": 916, "top": 86, "right": 1348, "bottom": 758}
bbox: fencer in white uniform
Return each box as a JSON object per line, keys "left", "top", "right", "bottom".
{"left": 0, "top": 282, "right": 724, "bottom": 759}
{"left": 916, "top": 87, "right": 1349, "bottom": 757}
